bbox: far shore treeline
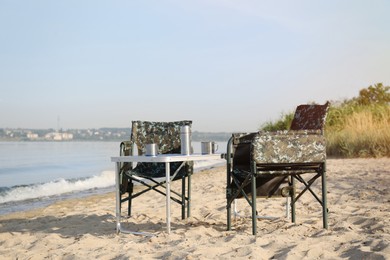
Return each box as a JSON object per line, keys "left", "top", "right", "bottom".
{"left": 261, "top": 83, "right": 390, "bottom": 158}
{"left": 0, "top": 128, "right": 231, "bottom": 142}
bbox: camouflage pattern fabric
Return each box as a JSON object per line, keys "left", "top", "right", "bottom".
{"left": 131, "top": 120, "right": 192, "bottom": 155}
{"left": 125, "top": 120, "right": 193, "bottom": 178}
{"left": 251, "top": 130, "right": 326, "bottom": 165}
{"left": 290, "top": 102, "right": 330, "bottom": 131}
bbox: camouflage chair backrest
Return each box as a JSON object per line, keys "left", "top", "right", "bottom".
{"left": 290, "top": 102, "right": 330, "bottom": 131}
{"left": 130, "top": 120, "right": 192, "bottom": 155}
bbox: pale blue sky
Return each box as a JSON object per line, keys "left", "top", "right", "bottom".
{"left": 1, "top": 0, "right": 389, "bottom": 132}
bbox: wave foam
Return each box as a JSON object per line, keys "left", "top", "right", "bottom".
{"left": 0, "top": 171, "right": 115, "bottom": 204}
{"left": 0, "top": 160, "right": 224, "bottom": 204}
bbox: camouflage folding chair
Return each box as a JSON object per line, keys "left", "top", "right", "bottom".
{"left": 119, "top": 121, "right": 193, "bottom": 220}
{"left": 226, "top": 102, "right": 330, "bottom": 235}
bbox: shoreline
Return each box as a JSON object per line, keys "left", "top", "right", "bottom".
{"left": 1, "top": 159, "right": 390, "bottom": 259}
{"left": 0, "top": 186, "right": 115, "bottom": 216}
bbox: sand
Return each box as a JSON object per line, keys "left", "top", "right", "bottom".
{"left": 1, "top": 158, "right": 389, "bottom": 259}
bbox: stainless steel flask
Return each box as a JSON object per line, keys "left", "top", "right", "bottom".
{"left": 180, "top": 125, "right": 191, "bottom": 155}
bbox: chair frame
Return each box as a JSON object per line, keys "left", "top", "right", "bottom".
{"left": 226, "top": 103, "right": 329, "bottom": 235}
{"left": 119, "top": 120, "right": 193, "bottom": 220}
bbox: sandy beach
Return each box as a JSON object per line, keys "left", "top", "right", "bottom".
{"left": 1, "top": 158, "right": 389, "bottom": 259}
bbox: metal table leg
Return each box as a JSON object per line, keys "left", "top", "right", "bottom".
{"left": 115, "top": 162, "right": 154, "bottom": 236}
{"left": 165, "top": 162, "right": 171, "bottom": 234}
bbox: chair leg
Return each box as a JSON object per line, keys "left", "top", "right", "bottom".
{"left": 226, "top": 181, "right": 232, "bottom": 231}
{"left": 127, "top": 181, "right": 133, "bottom": 217}
{"left": 226, "top": 180, "right": 235, "bottom": 231}
{"left": 233, "top": 199, "right": 238, "bottom": 219}
{"left": 286, "top": 197, "right": 290, "bottom": 219}
{"left": 181, "top": 176, "right": 186, "bottom": 220}
{"left": 187, "top": 174, "right": 192, "bottom": 218}
{"left": 291, "top": 176, "right": 296, "bottom": 224}
{"left": 251, "top": 172, "right": 257, "bottom": 235}
{"left": 227, "top": 204, "right": 232, "bottom": 231}
{"left": 322, "top": 166, "right": 328, "bottom": 229}
{"left": 128, "top": 198, "right": 132, "bottom": 216}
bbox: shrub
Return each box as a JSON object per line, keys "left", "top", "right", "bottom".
{"left": 261, "top": 113, "right": 293, "bottom": 131}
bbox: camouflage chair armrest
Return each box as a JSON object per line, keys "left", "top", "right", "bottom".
{"left": 251, "top": 130, "right": 326, "bottom": 164}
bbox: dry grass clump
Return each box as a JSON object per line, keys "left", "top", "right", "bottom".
{"left": 326, "top": 105, "right": 390, "bottom": 157}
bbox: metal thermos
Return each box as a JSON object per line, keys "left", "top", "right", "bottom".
{"left": 180, "top": 125, "right": 191, "bottom": 155}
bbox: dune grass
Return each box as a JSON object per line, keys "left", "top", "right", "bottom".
{"left": 326, "top": 104, "right": 390, "bottom": 157}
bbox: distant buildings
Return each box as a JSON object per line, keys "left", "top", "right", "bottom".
{"left": 44, "top": 132, "right": 73, "bottom": 141}
{"left": 26, "top": 132, "right": 39, "bottom": 140}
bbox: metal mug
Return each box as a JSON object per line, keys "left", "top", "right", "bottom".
{"left": 145, "top": 143, "right": 158, "bottom": 156}
{"left": 201, "top": 142, "right": 218, "bottom": 154}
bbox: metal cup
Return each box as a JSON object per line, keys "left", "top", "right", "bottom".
{"left": 201, "top": 142, "right": 218, "bottom": 154}
{"left": 145, "top": 143, "right": 158, "bottom": 156}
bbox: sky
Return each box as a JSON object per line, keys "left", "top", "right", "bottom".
{"left": 1, "top": 0, "right": 389, "bottom": 132}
